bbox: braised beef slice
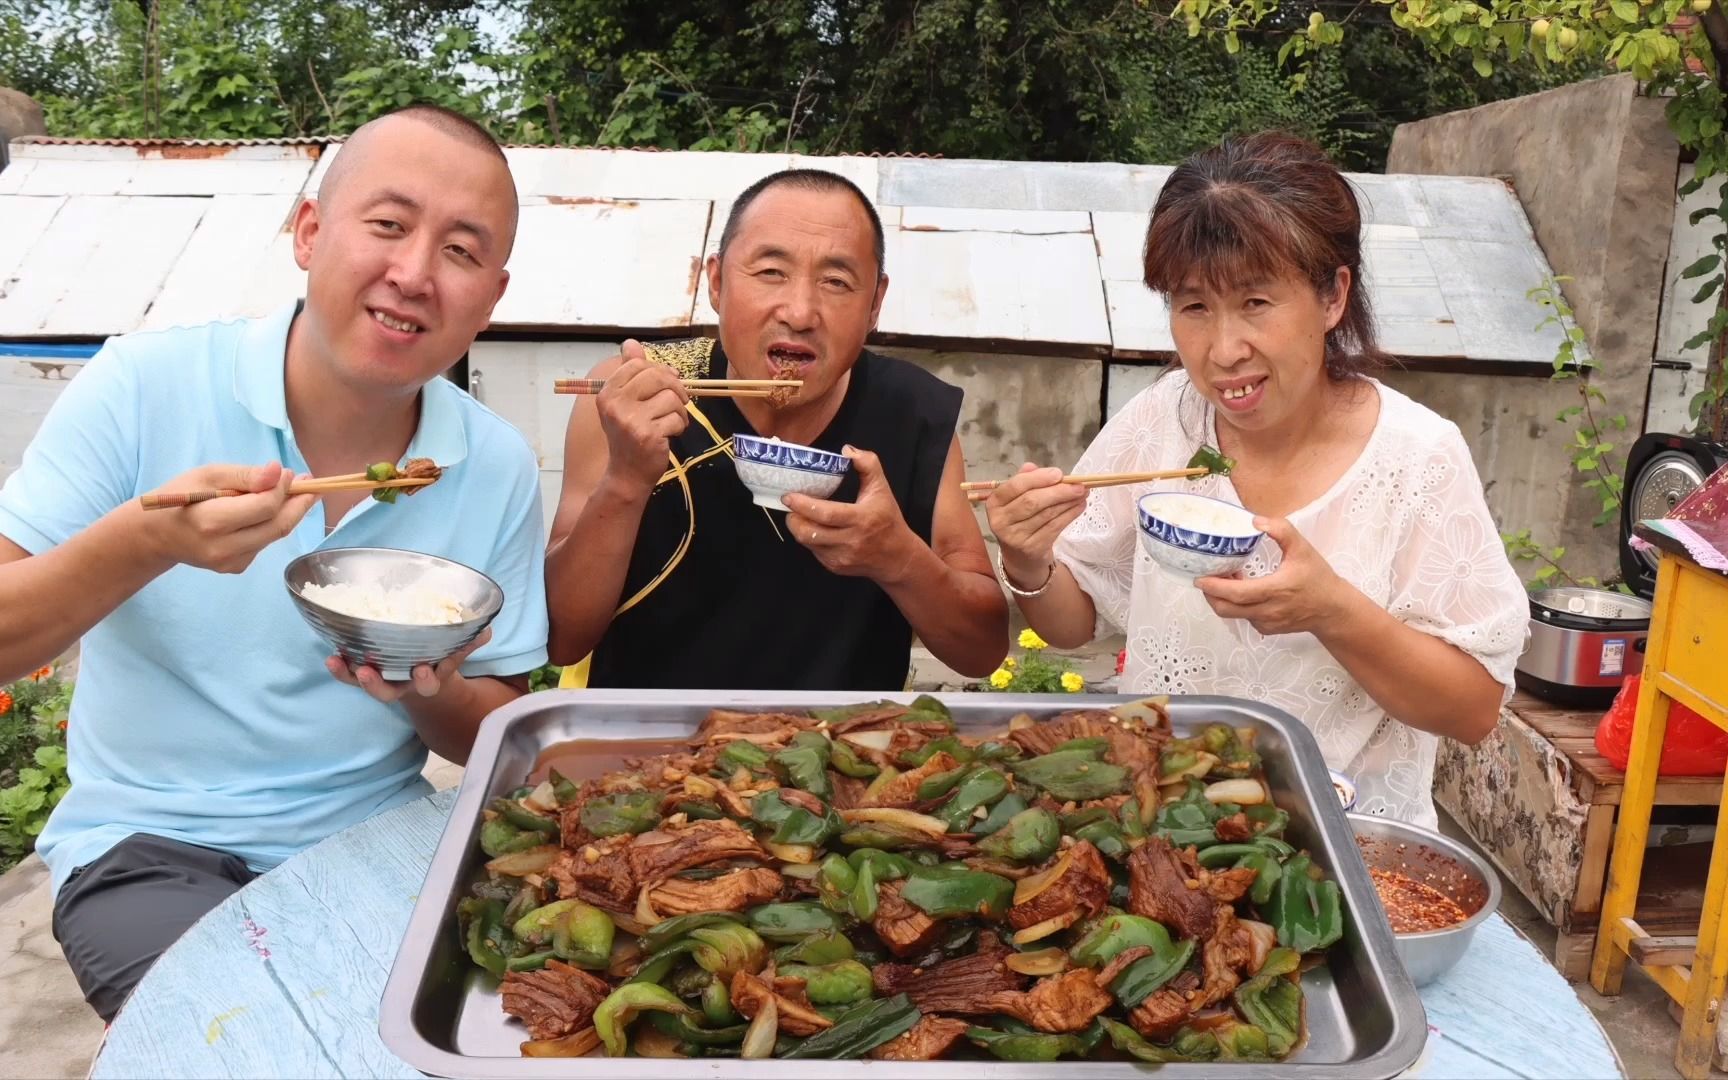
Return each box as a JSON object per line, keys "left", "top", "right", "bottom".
{"left": 500, "top": 960, "right": 610, "bottom": 1041}
{"left": 1128, "top": 837, "right": 1216, "bottom": 940}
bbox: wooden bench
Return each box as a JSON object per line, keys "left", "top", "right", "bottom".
{"left": 1434, "top": 690, "right": 1722, "bottom": 980}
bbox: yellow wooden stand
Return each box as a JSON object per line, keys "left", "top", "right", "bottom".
{"left": 1590, "top": 535, "right": 1728, "bottom": 1079}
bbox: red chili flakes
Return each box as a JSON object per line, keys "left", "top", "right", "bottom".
{"left": 1369, "top": 867, "right": 1469, "bottom": 933}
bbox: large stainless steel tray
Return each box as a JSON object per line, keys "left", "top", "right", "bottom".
{"left": 380, "top": 689, "right": 1426, "bottom": 1078}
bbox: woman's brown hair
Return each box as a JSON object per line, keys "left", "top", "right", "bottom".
{"left": 1142, "top": 131, "right": 1392, "bottom": 379}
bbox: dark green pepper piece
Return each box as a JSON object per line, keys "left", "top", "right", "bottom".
{"left": 716, "top": 740, "right": 772, "bottom": 776}
{"left": 674, "top": 800, "right": 724, "bottom": 820}
{"left": 1244, "top": 802, "right": 1289, "bottom": 837}
{"left": 479, "top": 818, "right": 539, "bottom": 858}
{"left": 1214, "top": 1019, "right": 1275, "bottom": 1061}
{"left": 492, "top": 797, "right": 560, "bottom": 836}
{"left": 646, "top": 1009, "right": 748, "bottom": 1046}
{"left": 851, "top": 858, "right": 879, "bottom": 921}
{"left": 549, "top": 902, "right": 616, "bottom": 967}
{"left": 1110, "top": 938, "right": 1197, "bottom": 1007}
{"left": 548, "top": 768, "right": 579, "bottom": 805}
{"left": 773, "top": 731, "right": 833, "bottom": 802}
{"left": 780, "top": 959, "right": 875, "bottom": 1005}
{"left": 750, "top": 789, "right": 842, "bottom": 846}
{"left": 899, "top": 865, "right": 1015, "bottom": 920}
{"left": 779, "top": 993, "right": 921, "bottom": 1059}
{"left": 900, "top": 735, "right": 976, "bottom": 768}
{"left": 638, "top": 912, "right": 743, "bottom": 955}
{"left": 1268, "top": 854, "right": 1344, "bottom": 953}
{"left": 1059, "top": 806, "right": 1116, "bottom": 831}
{"left": 579, "top": 790, "right": 660, "bottom": 837}
{"left": 688, "top": 924, "right": 768, "bottom": 980}
{"left": 1049, "top": 736, "right": 1110, "bottom": 756}
{"left": 1152, "top": 779, "right": 1227, "bottom": 848}
{"left": 905, "top": 694, "right": 954, "bottom": 724}
{"left": 937, "top": 768, "right": 1011, "bottom": 832}
{"left": 976, "top": 807, "right": 1060, "bottom": 863}
{"left": 593, "top": 982, "right": 694, "bottom": 1056}
{"left": 501, "top": 884, "right": 541, "bottom": 929}
{"left": 747, "top": 902, "right": 845, "bottom": 943}
{"left": 829, "top": 737, "right": 880, "bottom": 778}
{"left": 1120, "top": 797, "right": 1149, "bottom": 840}
{"left": 1234, "top": 968, "right": 1302, "bottom": 1056}
{"left": 505, "top": 949, "right": 554, "bottom": 972}
{"left": 847, "top": 848, "right": 913, "bottom": 881}
{"left": 1074, "top": 818, "right": 1130, "bottom": 859}
{"left": 774, "top": 929, "right": 857, "bottom": 966}
{"left": 966, "top": 1021, "right": 1106, "bottom": 1062}
{"left": 974, "top": 792, "right": 1029, "bottom": 837}
{"left": 625, "top": 946, "right": 687, "bottom": 986}
{"left": 1069, "top": 913, "right": 1176, "bottom": 967}
{"left": 815, "top": 854, "right": 858, "bottom": 914}
{"left": 468, "top": 877, "right": 518, "bottom": 903}
{"left": 701, "top": 974, "right": 739, "bottom": 1026}
{"left": 1100, "top": 1018, "right": 1221, "bottom": 1062}
{"left": 460, "top": 897, "right": 509, "bottom": 978}
{"left": 917, "top": 763, "right": 975, "bottom": 801}
{"left": 1013, "top": 748, "right": 1129, "bottom": 801}
{"left": 1187, "top": 444, "right": 1236, "bottom": 477}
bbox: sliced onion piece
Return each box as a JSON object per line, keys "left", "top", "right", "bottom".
{"left": 1204, "top": 779, "right": 1267, "bottom": 806}
{"left": 521, "top": 1026, "right": 601, "bottom": 1058}
{"left": 741, "top": 995, "right": 778, "bottom": 1059}
{"left": 1011, "top": 908, "right": 1083, "bottom": 945}
{"left": 1013, "top": 848, "right": 1076, "bottom": 907}
{"left": 839, "top": 807, "right": 949, "bottom": 837}
{"left": 1005, "top": 946, "right": 1070, "bottom": 976}
{"left": 840, "top": 729, "right": 895, "bottom": 753}
{"left": 765, "top": 842, "right": 818, "bottom": 865}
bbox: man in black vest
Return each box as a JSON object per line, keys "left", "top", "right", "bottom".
{"left": 545, "top": 170, "right": 1008, "bottom": 690}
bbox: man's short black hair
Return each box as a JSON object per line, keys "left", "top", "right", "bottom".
{"left": 718, "top": 169, "right": 886, "bottom": 274}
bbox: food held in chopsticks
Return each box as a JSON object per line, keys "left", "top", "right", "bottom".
{"left": 962, "top": 445, "right": 1236, "bottom": 501}
{"left": 138, "top": 458, "right": 444, "bottom": 510}
{"left": 457, "top": 696, "right": 1341, "bottom": 1062}
{"left": 366, "top": 457, "right": 443, "bottom": 504}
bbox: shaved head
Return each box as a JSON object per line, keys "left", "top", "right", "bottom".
{"left": 318, "top": 104, "right": 519, "bottom": 256}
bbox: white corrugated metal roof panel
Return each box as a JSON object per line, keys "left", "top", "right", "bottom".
{"left": 143, "top": 194, "right": 302, "bottom": 331}
{"left": 0, "top": 140, "right": 1578, "bottom": 367}
{"left": 0, "top": 196, "right": 208, "bottom": 336}
{"left": 493, "top": 199, "right": 712, "bottom": 330}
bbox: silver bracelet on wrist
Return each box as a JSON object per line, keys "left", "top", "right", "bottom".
{"left": 996, "top": 550, "right": 1056, "bottom": 598}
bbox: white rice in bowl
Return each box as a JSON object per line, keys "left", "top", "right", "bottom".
{"left": 299, "top": 580, "right": 467, "bottom": 625}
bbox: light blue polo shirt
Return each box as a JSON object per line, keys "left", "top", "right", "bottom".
{"left": 0, "top": 302, "right": 549, "bottom": 894}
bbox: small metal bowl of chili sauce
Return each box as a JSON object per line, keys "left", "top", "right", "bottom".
{"left": 1348, "top": 812, "right": 1501, "bottom": 986}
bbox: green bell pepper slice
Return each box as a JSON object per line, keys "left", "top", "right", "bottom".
{"left": 779, "top": 993, "right": 921, "bottom": 1059}
{"left": 750, "top": 789, "right": 843, "bottom": 847}
{"left": 1187, "top": 443, "right": 1236, "bottom": 477}
{"left": 816, "top": 854, "right": 859, "bottom": 914}
{"left": 1099, "top": 1018, "right": 1221, "bottom": 1062}
{"left": 899, "top": 864, "right": 1015, "bottom": 920}
{"left": 716, "top": 740, "right": 772, "bottom": 776}
{"left": 936, "top": 768, "right": 1011, "bottom": 832}
{"left": 1234, "top": 968, "right": 1303, "bottom": 1056}
{"left": 773, "top": 731, "right": 834, "bottom": 802}
{"left": 593, "top": 982, "right": 695, "bottom": 1057}
{"left": 1073, "top": 817, "right": 1130, "bottom": 859}
{"left": 688, "top": 923, "right": 768, "bottom": 981}
{"left": 1268, "top": 855, "right": 1344, "bottom": 953}
{"left": 646, "top": 1009, "right": 748, "bottom": 1046}
{"left": 459, "top": 897, "right": 509, "bottom": 978}
{"left": 966, "top": 1021, "right": 1105, "bottom": 1062}
{"left": 1214, "top": 1018, "right": 1276, "bottom": 1061}
{"left": 479, "top": 818, "right": 542, "bottom": 858}
{"left": 829, "top": 737, "right": 880, "bottom": 779}
{"left": 491, "top": 797, "right": 560, "bottom": 836}
{"left": 1110, "top": 938, "right": 1197, "bottom": 1007}
{"left": 975, "top": 807, "right": 1060, "bottom": 863}
{"left": 701, "top": 973, "right": 739, "bottom": 1026}
{"left": 548, "top": 768, "right": 579, "bottom": 805}
{"left": 780, "top": 959, "right": 876, "bottom": 1005}
{"left": 1013, "top": 748, "right": 1130, "bottom": 801}
{"left": 637, "top": 911, "right": 743, "bottom": 956}
{"left": 773, "top": 929, "right": 856, "bottom": 966}
{"left": 579, "top": 790, "right": 660, "bottom": 838}
{"left": 1069, "top": 913, "right": 1176, "bottom": 967}
{"left": 974, "top": 792, "right": 1029, "bottom": 837}
{"left": 747, "top": 902, "right": 846, "bottom": 943}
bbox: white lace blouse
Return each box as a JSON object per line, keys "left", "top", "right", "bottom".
{"left": 1053, "top": 371, "right": 1528, "bottom": 829}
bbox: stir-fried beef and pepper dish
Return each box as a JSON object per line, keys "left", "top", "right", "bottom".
{"left": 456, "top": 696, "right": 1345, "bottom": 1062}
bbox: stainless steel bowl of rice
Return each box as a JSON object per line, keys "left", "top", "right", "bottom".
{"left": 285, "top": 547, "right": 503, "bottom": 680}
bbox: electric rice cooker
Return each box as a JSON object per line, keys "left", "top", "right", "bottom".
{"left": 1514, "top": 587, "right": 1652, "bottom": 708}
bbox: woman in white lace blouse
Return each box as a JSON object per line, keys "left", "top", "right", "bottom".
{"left": 985, "top": 133, "right": 1527, "bottom": 828}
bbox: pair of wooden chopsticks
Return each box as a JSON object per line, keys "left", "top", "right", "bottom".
{"left": 962, "top": 467, "right": 1209, "bottom": 501}
{"left": 139, "top": 473, "right": 436, "bottom": 510}
{"left": 553, "top": 377, "right": 802, "bottom": 400}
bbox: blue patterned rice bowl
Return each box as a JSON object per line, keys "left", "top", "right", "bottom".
{"left": 1136, "top": 491, "right": 1265, "bottom": 581}
{"left": 731, "top": 434, "right": 851, "bottom": 510}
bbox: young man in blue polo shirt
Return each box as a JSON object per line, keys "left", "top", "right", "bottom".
{"left": 0, "top": 104, "right": 548, "bottom": 1021}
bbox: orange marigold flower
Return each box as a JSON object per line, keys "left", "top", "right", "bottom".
{"left": 0, "top": 691, "right": 12, "bottom": 715}
{"left": 32, "top": 666, "right": 53, "bottom": 681}
{"left": 58, "top": 720, "right": 69, "bottom": 731}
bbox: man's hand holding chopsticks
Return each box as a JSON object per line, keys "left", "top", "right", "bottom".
{"left": 596, "top": 340, "right": 690, "bottom": 493}
{"left": 139, "top": 462, "right": 316, "bottom": 574}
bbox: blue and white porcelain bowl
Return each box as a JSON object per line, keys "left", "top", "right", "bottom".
{"left": 731, "top": 433, "right": 851, "bottom": 510}
{"left": 1135, "top": 491, "right": 1265, "bottom": 581}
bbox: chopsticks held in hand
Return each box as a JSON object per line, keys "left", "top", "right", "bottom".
{"left": 139, "top": 473, "right": 436, "bottom": 510}
{"left": 554, "top": 377, "right": 802, "bottom": 400}
{"left": 961, "top": 467, "right": 1209, "bottom": 502}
